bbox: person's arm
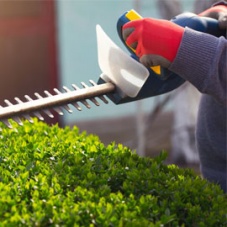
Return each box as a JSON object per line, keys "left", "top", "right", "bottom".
{"left": 169, "top": 28, "right": 226, "bottom": 105}
{"left": 172, "top": 2, "right": 227, "bottom": 104}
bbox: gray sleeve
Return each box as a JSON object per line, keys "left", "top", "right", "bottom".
{"left": 169, "top": 27, "right": 227, "bottom": 105}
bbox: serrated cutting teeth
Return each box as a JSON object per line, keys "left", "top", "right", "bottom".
{"left": 0, "top": 81, "right": 115, "bottom": 128}
{"left": 72, "top": 83, "right": 91, "bottom": 109}
{"left": 42, "top": 91, "right": 64, "bottom": 115}
{"left": 62, "top": 86, "right": 82, "bottom": 111}
{"left": 81, "top": 82, "right": 100, "bottom": 106}
{"left": 4, "top": 99, "right": 23, "bottom": 126}
{"left": 89, "top": 80, "right": 109, "bottom": 104}
{"left": 14, "top": 97, "right": 34, "bottom": 123}
{"left": 24, "top": 95, "right": 44, "bottom": 121}
{"left": 33, "top": 93, "right": 54, "bottom": 118}
{"left": 52, "top": 89, "right": 73, "bottom": 114}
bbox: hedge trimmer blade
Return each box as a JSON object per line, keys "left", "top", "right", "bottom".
{"left": 0, "top": 80, "right": 115, "bottom": 128}
{"left": 0, "top": 25, "right": 149, "bottom": 128}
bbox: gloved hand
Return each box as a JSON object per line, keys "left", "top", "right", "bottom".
{"left": 122, "top": 18, "right": 184, "bottom": 68}
{"left": 199, "top": 5, "right": 227, "bottom": 30}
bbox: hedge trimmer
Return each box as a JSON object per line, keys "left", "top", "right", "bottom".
{"left": 0, "top": 10, "right": 225, "bottom": 128}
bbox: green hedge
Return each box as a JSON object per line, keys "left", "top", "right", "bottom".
{"left": 0, "top": 119, "right": 226, "bottom": 226}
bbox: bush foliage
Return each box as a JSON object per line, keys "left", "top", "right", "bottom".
{"left": 0, "top": 119, "right": 226, "bottom": 226}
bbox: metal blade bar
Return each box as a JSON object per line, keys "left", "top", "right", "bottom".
{"left": 0, "top": 82, "right": 115, "bottom": 121}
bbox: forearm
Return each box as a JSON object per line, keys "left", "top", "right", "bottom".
{"left": 169, "top": 27, "right": 227, "bottom": 105}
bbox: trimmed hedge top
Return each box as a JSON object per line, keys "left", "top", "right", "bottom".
{"left": 0, "top": 119, "right": 226, "bottom": 226}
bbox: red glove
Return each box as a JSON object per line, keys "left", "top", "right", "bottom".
{"left": 199, "top": 5, "right": 227, "bottom": 17}
{"left": 199, "top": 5, "right": 227, "bottom": 29}
{"left": 122, "top": 18, "right": 184, "bottom": 68}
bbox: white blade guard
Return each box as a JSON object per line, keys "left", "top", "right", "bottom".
{"left": 96, "top": 25, "right": 149, "bottom": 98}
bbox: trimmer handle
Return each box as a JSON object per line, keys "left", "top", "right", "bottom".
{"left": 99, "top": 10, "right": 225, "bottom": 104}
{"left": 172, "top": 12, "right": 226, "bottom": 37}
{"left": 116, "top": 10, "right": 171, "bottom": 81}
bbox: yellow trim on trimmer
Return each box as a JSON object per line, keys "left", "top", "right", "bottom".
{"left": 151, "top": 66, "right": 161, "bottom": 74}
{"left": 125, "top": 10, "right": 161, "bottom": 75}
{"left": 125, "top": 9, "right": 142, "bottom": 21}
